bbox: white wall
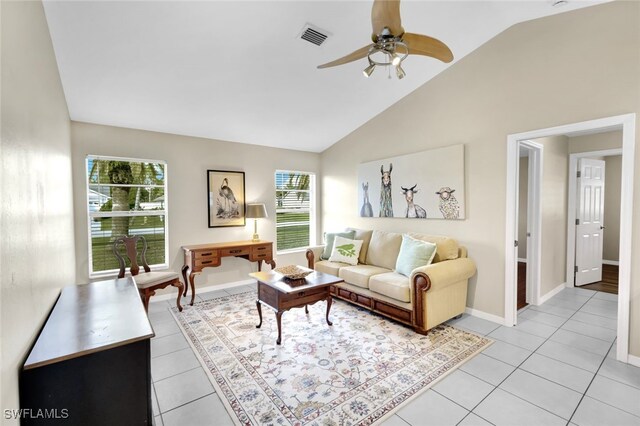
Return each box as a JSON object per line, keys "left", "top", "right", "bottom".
{"left": 1, "top": 1, "right": 76, "bottom": 419}
{"left": 319, "top": 2, "right": 640, "bottom": 355}
{"left": 71, "top": 122, "right": 321, "bottom": 291}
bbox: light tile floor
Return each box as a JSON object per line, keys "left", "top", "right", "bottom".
{"left": 147, "top": 285, "right": 640, "bottom": 426}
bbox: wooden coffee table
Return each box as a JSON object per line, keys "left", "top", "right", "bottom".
{"left": 249, "top": 267, "right": 343, "bottom": 345}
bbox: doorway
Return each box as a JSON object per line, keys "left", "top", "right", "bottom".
{"left": 505, "top": 113, "right": 636, "bottom": 362}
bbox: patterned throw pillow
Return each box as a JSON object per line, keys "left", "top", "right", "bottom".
{"left": 328, "top": 236, "right": 363, "bottom": 266}
{"left": 321, "top": 230, "right": 356, "bottom": 260}
{"left": 395, "top": 234, "right": 437, "bottom": 277}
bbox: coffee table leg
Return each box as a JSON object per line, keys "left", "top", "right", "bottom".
{"left": 325, "top": 296, "right": 333, "bottom": 326}
{"left": 305, "top": 305, "right": 309, "bottom": 314}
{"left": 255, "top": 301, "right": 263, "bottom": 328}
{"left": 275, "top": 311, "right": 283, "bottom": 345}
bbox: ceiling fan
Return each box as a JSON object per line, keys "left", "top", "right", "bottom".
{"left": 317, "top": 0, "right": 453, "bottom": 79}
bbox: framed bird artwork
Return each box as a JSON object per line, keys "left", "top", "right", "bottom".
{"left": 207, "top": 170, "right": 246, "bottom": 228}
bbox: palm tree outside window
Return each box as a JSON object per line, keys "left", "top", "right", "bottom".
{"left": 275, "top": 170, "right": 316, "bottom": 252}
{"left": 86, "top": 155, "right": 168, "bottom": 277}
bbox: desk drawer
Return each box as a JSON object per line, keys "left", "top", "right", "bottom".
{"left": 220, "top": 247, "right": 250, "bottom": 257}
{"left": 195, "top": 250, "right": 219, "bottom": 260}
{"left": 195, "top": 258, "right": 220, "bottom": 269}
{"left": 250, "top": 244, "right": 272, "bottom": 261}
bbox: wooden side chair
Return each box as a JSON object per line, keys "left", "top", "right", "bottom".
{"left": 113, "top": 235, "right": 183, "bottom": 312}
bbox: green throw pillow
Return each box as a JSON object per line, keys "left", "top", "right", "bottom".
{"left": 395, "top": 234, "right": 437, "bottom": 277}
{"left": 322, "top": 230, "right": 356, "bottom": 260}
{"left": 328, "top": 236, "right": 363, "bottom": 266}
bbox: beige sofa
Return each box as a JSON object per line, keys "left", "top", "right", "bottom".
{"left": 305, "top": 229, "right": 476, "bottom": 334}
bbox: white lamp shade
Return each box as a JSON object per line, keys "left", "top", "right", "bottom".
{"left": 246, "top": 203, "right": 268, "bottom": 219}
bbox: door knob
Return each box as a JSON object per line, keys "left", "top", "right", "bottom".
{"left": 600, "top": 226, "right": 605, "bottom": 230}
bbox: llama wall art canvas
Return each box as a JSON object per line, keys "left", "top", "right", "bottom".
{"left": 357, "top": 144, "right": 465, "bottom": 220}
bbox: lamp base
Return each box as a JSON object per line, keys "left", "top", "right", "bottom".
{"left": 252, "top": 233, "right": 260, "bottom": 242}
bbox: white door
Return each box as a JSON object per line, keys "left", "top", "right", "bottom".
{"left": 575, "top": 158, "right": 606, "bottom": 286}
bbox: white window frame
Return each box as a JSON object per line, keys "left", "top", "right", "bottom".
{"left": 275, "top": 170, "right": 316, "bottom": 254}
{"left": 86, "top": 155, "right": 169, "bottom": 278}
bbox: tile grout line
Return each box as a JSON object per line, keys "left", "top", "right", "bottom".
{"left": 153, "top": 365, "right": 202, "bottom": 385}
{"left": 466, "top": 290, "right": 598, "bottom": 422}
{"left": 566, "top": 339, "right": 619, "bottom": 424}
{"left": 158, "top": 391, "right": 217, "bottom": 417}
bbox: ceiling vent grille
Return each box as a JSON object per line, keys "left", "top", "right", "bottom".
{"left": 299, "top": 24, "right": 329, "bottom": 46}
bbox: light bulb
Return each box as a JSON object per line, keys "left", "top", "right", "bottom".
{"left": 396, "top": 65, "right": 406, "bottom": 79}
{"left": 363, "top": 63, "right": 375, "bottom": 78}
{"left": 392, "top": 55, "right": 401, "bottom": 66}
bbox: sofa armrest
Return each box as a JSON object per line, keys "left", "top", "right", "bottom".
{"left": 305, "top": 245, "right": 326, "bottom": 269}
{"left": 411, "top": 258, "right": 477, "bottom": 293}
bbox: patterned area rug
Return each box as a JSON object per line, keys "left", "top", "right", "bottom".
{"left": 172, "top": 290, "right": 492, "bottom": 425}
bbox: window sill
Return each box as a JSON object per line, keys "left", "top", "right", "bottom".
{"left": 89, "top": 263, "right": 170, "bottom": 281}
{"left": 276, "top": 247, "right": 311, "bottom": 256}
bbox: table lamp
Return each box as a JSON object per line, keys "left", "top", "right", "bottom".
{"left": 246, "top": 203, "right": 268, "bottom": 242}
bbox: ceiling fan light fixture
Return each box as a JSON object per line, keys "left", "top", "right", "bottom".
{"left": 395, "top": 64, "right": 406, "bottom": 79}
{"left": 391, "top": 53, "right": 402, "bottom": 66}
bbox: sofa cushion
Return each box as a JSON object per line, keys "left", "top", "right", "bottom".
{"left": 346, "top": 228, "right": 373, "bottom": 264}
{"left": 365, "top": 230, "right": 402, "bottom": 270}
{"left": 407, "top": 233, "right": 459, "bottom": 263}
{"left": 369, "top": 272, "right": 411, "bottom": 303}
{"left": 395, "top": 235, "right": 437, "bottom": 277}
{"left": 329, "top": 236, "right": 363, "bottom": 266}
{"left": 322, "top": 230, "right": 356, "bottom": 260}
{"left": 315, "top": 260, "right": 348, "bottom": 276}
{"left": 339, "top": 265, "right": 391, "bottom": 289}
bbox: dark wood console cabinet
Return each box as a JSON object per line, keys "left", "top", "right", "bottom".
{"left": 20, "top": 278, "right": 154, "bottom": 425}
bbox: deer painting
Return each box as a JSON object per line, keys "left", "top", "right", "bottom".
{"left": 379, "top": 163, "right": 393, "bottom": 217}
{"left": 360, "top": 182, "right": 373, "bottom": 217}
{"left": 402, "top": 184, "right": 427, "bottom": 218}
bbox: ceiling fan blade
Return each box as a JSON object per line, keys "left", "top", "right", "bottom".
{"left": 403, "top": 32, "right": 454, "bottom": 63}
{"left": 371, "top": 0, "right": 404, "bottom": 37}
{"left": 317, "top": 44, "right": 373, "bottom": 69}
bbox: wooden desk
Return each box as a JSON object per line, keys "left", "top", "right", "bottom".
{"left": 181, "top": 240, "right": 276, "bottom": 305}
{"left": 21, "top": 278, "right": 154, "bottom": 425}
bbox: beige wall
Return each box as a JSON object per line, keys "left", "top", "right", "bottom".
{"left": 71, "top": 122, "right": 321, "bottom": 290}
{"left": 536, "top": 136, "right": 569, "bottom": 294}
{"left": 568, "top": 130, "right": 623, "bottom": 154}
{"left": 319, "top": 1, "right": 640, "bottom": 354}
{"left": 603, "top": 155, "right": 622, "bottom": 261}
{"left": 1, "top": 1, "right": 76, "bottom": 419}
{"left": 518, "top": 156, "right": 528, "bottom": 260}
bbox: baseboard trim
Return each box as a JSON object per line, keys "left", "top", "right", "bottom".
{"left": 149, "top": 279, "right": 255, "bottom": 302}
{"left": 603, "top": 260, "right": 620, "bottom": 266}
{"left": 464, "top": 307, "right": 505, "bottom": 326}
{"left": 539, "top": 283, "right": 566, "bottom": 305}
{"left": 628, "top": 354, "right": 640, "bottom": 368}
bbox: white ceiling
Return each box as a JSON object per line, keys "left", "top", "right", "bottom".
{"left": 43, "top": 0, "right": 607, "bottom": 153}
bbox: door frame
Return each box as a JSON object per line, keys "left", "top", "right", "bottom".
{"left": 518, "top": 140, "right": 543, "bottom": 309}
{"left": 567, "top": 149, "right": 622, "bottom": 288}
{"left": 505, "top": 113, "right": 635, "bottom": 362}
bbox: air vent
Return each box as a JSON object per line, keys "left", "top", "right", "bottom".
{"left": 299, "top": 24, "right": 330, "bottom": 46}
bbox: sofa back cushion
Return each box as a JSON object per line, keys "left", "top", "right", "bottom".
{"left": 346, "top": 228, "right": 373, "bottom": 264}
{"left": 366, "top": 230, "right": 402, "bottom": 270}
{"left": 407, "top": 233, "right": 460, "bottom": 263}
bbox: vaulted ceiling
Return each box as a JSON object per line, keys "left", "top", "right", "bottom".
{"left": 43, "top": 1, "right": 607, "bottom": 152}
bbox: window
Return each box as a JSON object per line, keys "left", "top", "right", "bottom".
{"left": 86, "top": 155, "right": 168, "bottom": 277}
{"left": 275, "top": 170, "right": 315, "bottom": 252}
